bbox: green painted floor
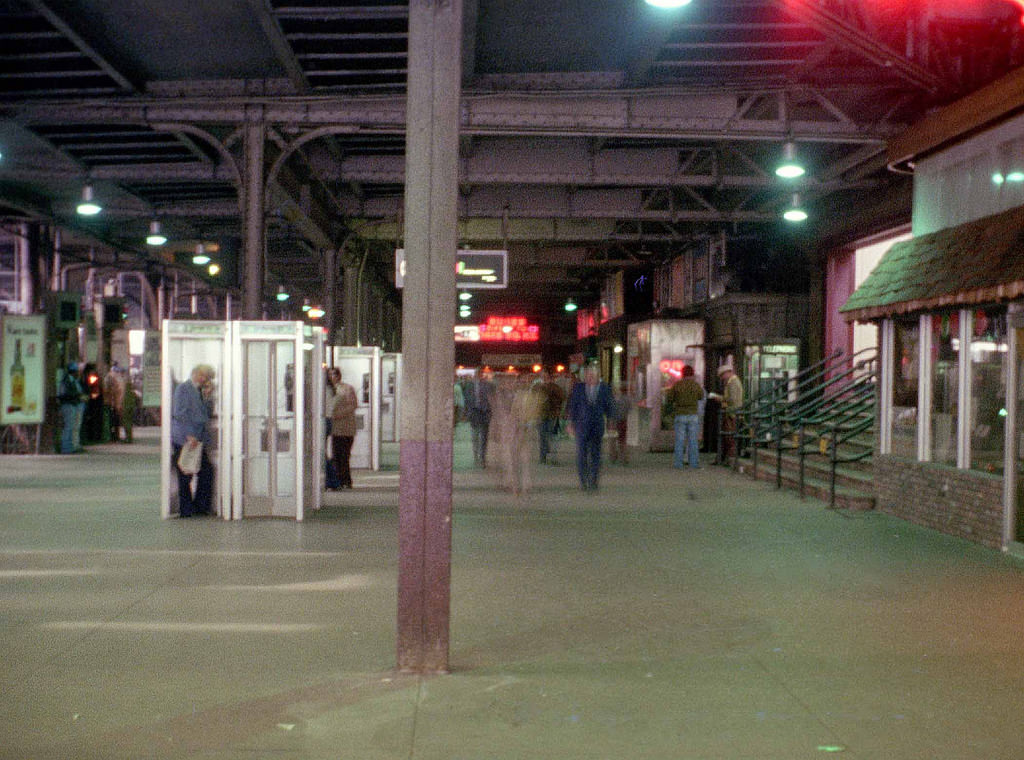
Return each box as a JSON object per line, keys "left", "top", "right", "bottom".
{"left": 1, "top": 425, "right": 1023, "bottom": 759}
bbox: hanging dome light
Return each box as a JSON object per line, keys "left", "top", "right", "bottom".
{"left": 146, "top": 220, "right": 167, "bottom": 246}
{"left": 76, "top": 184, "right": 102, "bottom": 216}
{"left": 783, "top": 193, "right": 808, "bottom": 223}
{"left": 276, "top": 285, "right": 290, "bottom": 302}
{"left": 564, "top": 298, "right": 578, "bottom": 312}
{"left": 775, "top": 142, "right": 806, "bottom": 179}
{"left": 192, "top": 243, "right": 211, "bottom": 265}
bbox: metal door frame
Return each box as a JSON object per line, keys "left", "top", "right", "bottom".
{"left": 231, "top": 321, "right": 305, "bottom": 520}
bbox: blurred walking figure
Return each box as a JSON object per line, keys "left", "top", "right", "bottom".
{"left": 493, "top": 375, "right": 540, "bottom": 495}
{"left": 120, "top": 368, "right": 138, "bottom": 443}
{"left": 536, "top": 370, "right": 566, "bottom": 464}
{"left": 609, "top": 382, "right": 632, "bottom": 464}
{"left": 103, "top": 363, "right": 125, "bottom": 442}
{"left": 567, "top": 364, "right": 616, "bottom": 491}
{"left": 463, "top": 369, "right": 495, "bottom": 467}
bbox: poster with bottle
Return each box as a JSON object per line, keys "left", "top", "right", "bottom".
{"left": 0, "top": 315, "right": 46, "bottom": 425}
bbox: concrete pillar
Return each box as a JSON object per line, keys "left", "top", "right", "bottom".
{"left": 241, "top": 107, "right": 266, "bottom": 320}
{"left": 397, "top": 0, "right": 462, "bottom": 674}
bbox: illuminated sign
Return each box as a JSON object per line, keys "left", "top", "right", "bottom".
{"left": 454, "top": 318, "right": 540, "bottom": 343}
{"left": 395, "top": 249, "right": 508, "bottom": 289}
{"left": 659, "top": 358, "right": 687, "bottom": 379}
{"left": 454, "top": 324, "right": 481, "bottom": 342}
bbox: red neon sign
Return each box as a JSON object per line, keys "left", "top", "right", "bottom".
{"left": 477, "top": 316, "right": 540, "bottom": 342}
{"left": 659, "top": 359, "right": 687, "bottom": 379}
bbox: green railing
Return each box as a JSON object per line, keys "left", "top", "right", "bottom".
{"left": 717, "top": 347, "right": 846, "bottom": 469}
{"left": 718, "top": 347, "right": 878, "bottom": 506}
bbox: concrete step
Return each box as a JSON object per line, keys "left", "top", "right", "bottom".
{"left": 729, "top": 450, "right": 875, "bottom": 510}
{"left": 742, "top": 462, "right": 876, "bottom": 510}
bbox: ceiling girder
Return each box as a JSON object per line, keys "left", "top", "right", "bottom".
{"left": 4, "top": 88, "right": 896, "bottom": 144}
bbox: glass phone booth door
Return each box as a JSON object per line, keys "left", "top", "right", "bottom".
{"left": 233, "top": 323, "right": 305, "bottom": 519}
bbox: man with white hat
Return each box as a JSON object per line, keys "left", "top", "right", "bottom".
{"left": 717, "top": 363, "right": 743, "bottom": 461}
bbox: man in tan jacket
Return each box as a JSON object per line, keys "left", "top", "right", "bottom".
{"left": 330, "top": 370, "right": 359, "bottom": 489}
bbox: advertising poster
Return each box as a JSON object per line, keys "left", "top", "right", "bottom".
{"left": 0, "top": 315, "right": 46, "bottom": 425}
{"left": 141, "top": 330, "right": 162, "bottom": 408}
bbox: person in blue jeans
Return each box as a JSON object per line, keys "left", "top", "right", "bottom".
{"left": 57, "top": 362, "right": 86, "bottom": 454}
{"left": 665, "top": 364, "right": 705, "bottom": 469}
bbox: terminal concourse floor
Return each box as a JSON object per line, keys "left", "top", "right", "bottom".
{"left": 2, "top": 425, "right": 1024, "bottom": 759}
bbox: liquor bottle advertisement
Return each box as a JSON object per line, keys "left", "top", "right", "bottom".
{"left": 0, "top": 315, "right": 46, "bottom": 425}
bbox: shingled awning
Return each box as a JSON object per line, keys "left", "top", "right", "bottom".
{"left": 841, "top": 204, "right": 1024, "bottom": 322}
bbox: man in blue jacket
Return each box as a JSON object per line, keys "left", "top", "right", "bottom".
{"left": 567, "top": 363, "right": 616, "bottom": 491}
{"left": 171, "top": 364, "right": 216, "bottom": 517}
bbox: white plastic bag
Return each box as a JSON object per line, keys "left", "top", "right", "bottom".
{"left": 177, "top": 441, "right": 203, "bottom": 475}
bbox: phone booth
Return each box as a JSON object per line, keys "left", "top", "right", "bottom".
{"left": 302, "top": 325, "right": 326, "bottom": 510}
{"left": 328, "top": 345, "right": 380, "bottom": 470}
{"left": 743, "top": 341, "right": 800, "bottom": 404}
{"left": 380, "top": 352, "right": 401, "bottom": 443}
{"left": 231, "top": 321, "right": 308, "bottom": 519}
{"left": 160, "top": 321, "right": 232, "bottom": 520}
{"left": 161, "top": 320, "right": 323, "bottom": 521}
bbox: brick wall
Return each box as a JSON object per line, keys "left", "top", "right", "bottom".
{"left": 874, "top": 455, "right": 1005, "bottom": 548}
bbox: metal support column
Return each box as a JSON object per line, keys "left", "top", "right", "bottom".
{"left": 324, "top": 246, "right": 338, "bottom": 345}
{"left": 241, "top": 107, "right": 266, "bottom": 320}
{"left": 343, "top": 264, "right": 359, "bottom": 346}
{"left": 397, "top": 0, "right": 462, "bottom": 674}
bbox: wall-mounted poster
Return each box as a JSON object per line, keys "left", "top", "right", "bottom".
{"left": 0, "top": 315, "right": 45, "bottom": 425}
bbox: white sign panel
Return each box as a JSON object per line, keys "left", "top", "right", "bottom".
{"left": 395, "top": 249, "right": 508, "bottom": 289}
{"left": 0, "top": 315, "right": 45, "bottom": 424}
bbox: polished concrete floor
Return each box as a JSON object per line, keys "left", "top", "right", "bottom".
{"left": 2, "top": 425, "right": 1024, "bottom": 759}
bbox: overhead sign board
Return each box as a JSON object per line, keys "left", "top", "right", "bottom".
{"left": 395, "top": 249, "right": 508, "bottom": 289}
{"left": 455, "top": 316, "right": 539, "bottom": 343}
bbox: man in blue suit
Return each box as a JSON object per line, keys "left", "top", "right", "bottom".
{"left": 171, "top": 364, "right": 216, "bottom": 517}
{"left": 567, "top": 363, "right": 616, "bottom": 491}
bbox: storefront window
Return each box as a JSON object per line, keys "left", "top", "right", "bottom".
{"left": 930, "top": 312, "right": 959, "bottom": 465}
{"left": 969, "top": 307, "right": 1008, "bottom": 473}
{"left": 891, "top": 318, "right": 919, "bottom": 458}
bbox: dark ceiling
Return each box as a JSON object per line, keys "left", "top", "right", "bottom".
{"left": 1, "top": 0, "right": 1023, "bottom": 332}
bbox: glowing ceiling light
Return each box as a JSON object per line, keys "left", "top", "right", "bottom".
{"left": 76, "top": 184, "right": 102, "bottom": 216}
{"left": 993, "top": 172, "right": 1006, "bottom": 185}
{"left": 783, "top": 193, "right": 808, "bottom": 223}
{"left": 207, "top": 262, "right": 221, "bottom": 276}
{"left": 145, "top": 220, "right": 167, "bottom": 246}
{"left": 564, "top": 298, "right": 578, "bottom": 312}
{"left": 644, "top": 0, "right": 692, "bottom": 7}
{"left": 276, "top": 285, "right": 290, "bottom": 302}
{"left": 1008, "top": 170, "right": 1024, "bottom": 183}
{"left": 307, "top": 306, "right": 325, "bottom": 319}
{"left": 775, "top": 142, "right": 806, "bottom": 179}
{"left": 459, "top": 292, "right": 472, "bottom": 301}
{"left": 192, "top": 243, "right": 210, "bottom": 265}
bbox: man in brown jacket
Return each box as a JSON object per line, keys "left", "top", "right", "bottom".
{"left": 330, "top": 370, "right": 359, "bottom": 489}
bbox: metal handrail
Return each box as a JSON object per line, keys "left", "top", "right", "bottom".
{"left": 719, "top": 347, "right": 847, "bottom": 468}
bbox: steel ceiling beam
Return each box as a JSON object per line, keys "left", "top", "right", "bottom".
{"left": 3, "top": 88, "right": 896, "bottom": 144}
{"left": 776, "top": 0, "right": 944, "bottom": 93}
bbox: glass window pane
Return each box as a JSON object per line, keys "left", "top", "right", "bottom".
{"left": 969, "top": 308, "right": 1008, "bottom": 473}
{"left": 891, "top": 318, "right": 919, "bottom": 458}
{"left": 930, "top": 312, "right": 959, "bottom": 465}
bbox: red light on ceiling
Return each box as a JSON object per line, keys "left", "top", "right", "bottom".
{"left": 478, "top": 316, "right": 540, "bottom": 342}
